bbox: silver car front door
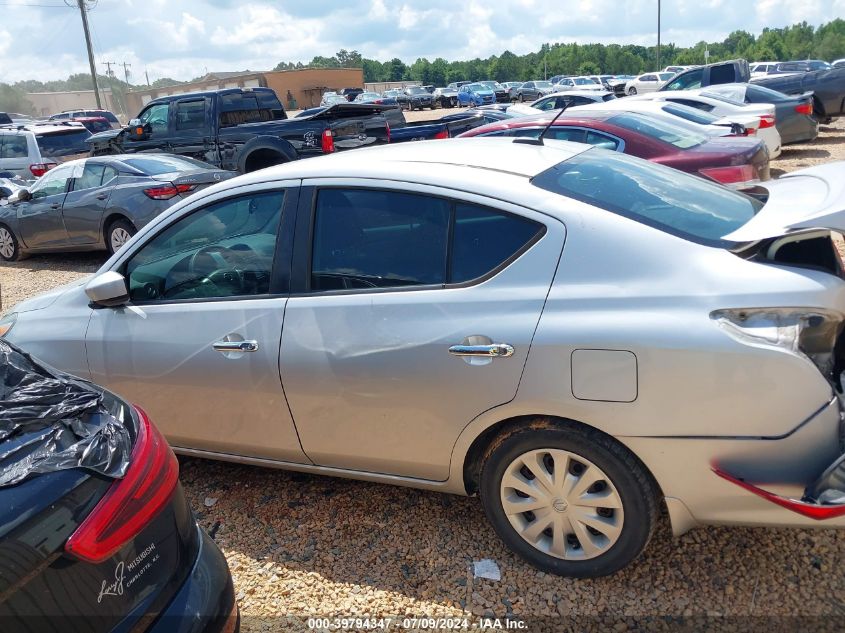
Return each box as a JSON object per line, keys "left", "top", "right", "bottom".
{"left": 281, "top": 181, "right": 566, "bottom": 481}
{"left": 86, "top": 183, "right": 308, "bottom": 463}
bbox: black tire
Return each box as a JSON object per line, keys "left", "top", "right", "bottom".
{"left": 106, "top": 218, "right": 136, "bottom": 255}
{"left": 519, "top": 94, "right": 525, "bottom": 102}
{"left": 0, "top": 224, "right": 22, "bottom": 262}
{"left": 628, "top": 87, "right": 637, "bottom": 96}
{"left": 479, "top": 423, "right": 659, "bottom": 578}
{"left": 430, "top": 103, "right": 436, "bottom": 110}
{"left": 404, "top": 101, "right": 411, "bottom": 112}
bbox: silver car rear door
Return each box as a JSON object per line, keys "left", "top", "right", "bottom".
{"left": 280, "top": 179, "right": 566, "bottom": 481}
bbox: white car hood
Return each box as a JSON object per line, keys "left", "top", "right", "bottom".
{"left": 723, "top": 163, "right": 845, "bottom": 242}
{"left": 12, "top": 275, "right": 91, "bottom": 313}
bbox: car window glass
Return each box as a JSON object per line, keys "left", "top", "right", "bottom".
{"left": 531, "top": 149, "right": 763, "bottom": 246}
{"left": 666, "top": 97, "right": 713, "bottom": 112}
{"left": 101, "top": 165, "right": 119, "bottom": 185}
{"left": 30, "top": 164, "right": 73, "bottom": 198}
{"left": 36, "top": 129, "right": 90, "bottom": 158}
{"left": 549, "top": 128, "right": 586, "bottom": 143}
{"left": 75, "top": 163, "right": 105, "bottom": 190}
{"left": 0, "top": 135, "right": 28, "bottom": 158}
{"left": 665, "top": 68, "right": 703, "bottom": 90}
{"left": 450, "top": 203, "right": 542, "bottom": 283}
{"left": 709, "top": 65, "right": 737, "bottom": 85}
{"left": 311, "top": 189, "right": 450, "bottom": 290}
{"left": 175, "top": 100, "right": 206, "bottom": 131}
{"left": 139, "top": 103, "right": 169, "bottom": 134}
{"left": 585, "top": 131, "right": 619, "bottom": 150}
{"left": 125, "top": 191, "right": 284, "bottom": 302}
{"left": 535, "top": 98, "right": 555, "bottom": 111}
{"left": 608, "top": 112, "right": 707, "bottom": 149}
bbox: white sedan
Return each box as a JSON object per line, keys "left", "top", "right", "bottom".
{"left": 569, "top": 99, "right": 768, "bottom": 147}
{"left": 508, "top": 90, "right": 616, "bottom": 116}
{"left": 624, "top": 72, "right": 676, "bottom": 96}
{"left": 553, "top": 76, "right": 606, "bottom": 92}
{"left": 628, "top": 90, "right": 782, "bottom": 159}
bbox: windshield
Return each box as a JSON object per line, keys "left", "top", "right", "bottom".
{"left": 35, "top": 129, "right": 91, "bottom": 158}
{"left": 658, "top": 73, "right": 675, "bottom": 81}
{"left": 660, "top": 103, "right": 720, "bottom": 125}
{"left": 699, "top": 90, "right": 747, "bottom": 107}
{"left": 535, "top": 81, "right": 553, "bottom": 89}
{"left": 122, "top": 155, "right": 214, "bottom": 175}
{"left": 607, "top": 112, "right": 708, "bottom": 148}
{"left": 573, "top": 78, "right": 595, "bottom": 85}
{"left": 407, "top": 87, "right": 427, "bottom": 94}
{"left": 531, "top": 149, "right": 763, "bottom": 246}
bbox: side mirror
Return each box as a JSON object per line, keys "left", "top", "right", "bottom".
{"left": 12, "top": 189, "right": 31, "bottom": 203}
{"left": 85, "top": 271, "right": 129, "bottom": 307}
{"left": 126, "top": 119, "right": 150, "bottom": 140}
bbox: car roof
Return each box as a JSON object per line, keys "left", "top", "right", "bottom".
{"left": 228, "top": 138, "right": 591, "bottom": 183}
{"left": 148, "top": 86, "right": 276, "bottom": 105}
{"left": 544, "top": 90, "right": 612, "bottom": 98}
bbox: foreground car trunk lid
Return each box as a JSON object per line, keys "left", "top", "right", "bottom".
{"left": 723, "top": 162, "right": 845, "bottom": 241}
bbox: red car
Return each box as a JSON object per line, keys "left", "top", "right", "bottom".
{"left": 458, "top": 111, "right": 770, "bottom": 186}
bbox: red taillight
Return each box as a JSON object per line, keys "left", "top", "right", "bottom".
{"left": 143, "top": 183, "right": 196, "bottom": 200}
{"left": 699, "top": 164, "right": 757, "bottom": 184}
{"left": 65, "top": 406, "right": 179, "bottom": 563}
{"left": 743, "top": 127, "right": 757, "bottom": 136}
{"left": 29, "top": 162, "right": 57, "bottom": 177}
{"left": 713, "top": 468, "right": 845, "bottom": 520}
{"left": 321, "top": 128, "right": 335, "bottom": 153}
{"left": 374, "top": 99, "right": 383, "bottom": 104}
{"left": 432, "top": 129, "right": 449, "bottom": 140}
{"left": 758, "top": 115, "right": 776, "bottom": 129}
{"left": 795, "top": 102, "right": 813, "bottom": 116}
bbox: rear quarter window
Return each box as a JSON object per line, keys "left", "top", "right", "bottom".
{"left": 530, "top": 149, "right": 763, "bottom": 246}
{"left": 608, "top": 112, "right": 707, "bottom": 149}
{"left": 219, "top": 92, "right": 285, "bottom": 127}
{"left": 0, "top": 135, "right": 29, "bottom": 158}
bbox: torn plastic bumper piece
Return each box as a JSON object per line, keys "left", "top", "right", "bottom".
{"left": 713, "top": 460, "right": 845, "bottom": 521}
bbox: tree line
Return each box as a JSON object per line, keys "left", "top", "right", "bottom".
{"left": 2, "top": 19, "right": 843, "bottom": 113}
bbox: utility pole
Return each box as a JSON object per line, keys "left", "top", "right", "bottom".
{"left": 75, "top": 0, "right": 102, "bottom": 108}
{"left": 102, "top": 61, "right": 116, "bottom": 78}
{"left": 145, "top": 69, "right": 151, "bottom": 87}
{"left": 122, "top": 61, "right": 131, "bottom": 84}
{"left": 656, "top": 0, "right": 662, "bottom": 71}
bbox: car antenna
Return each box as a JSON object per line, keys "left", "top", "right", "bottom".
{"left": 514, "top": 103, "right": 569, "bottom": 146}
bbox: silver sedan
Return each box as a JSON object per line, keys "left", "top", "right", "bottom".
{"left": 4, "top": 139, "right": 845, "bottom": 577}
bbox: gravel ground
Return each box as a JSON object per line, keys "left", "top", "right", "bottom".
{"left": 1, "top": 117, "right": 845, "bottom": 630}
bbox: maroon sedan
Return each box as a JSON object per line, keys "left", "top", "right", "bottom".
{"left": 458, "top": 111, "right": 770, "bottom": 187}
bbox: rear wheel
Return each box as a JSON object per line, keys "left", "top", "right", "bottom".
{"left": 0, "top": 225, "right": 22, "bottom": 261}
{"left": 106, "top": 219, "right": 135, "bottom": 255}
{"left": 628, "top": 87, "right": 637, "bottom": 96}
{"left": 480, "top": 424, "right": 659, "bottom": 578}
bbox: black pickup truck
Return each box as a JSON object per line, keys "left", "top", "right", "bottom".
{"left": 660, "top": 59, "right": 845, "bottom": 121}
{"left": 296, "top": 105, "right": 485, "bottom": 142}
{"left": 86, "top": 87, "right": 392, "bottom": 173}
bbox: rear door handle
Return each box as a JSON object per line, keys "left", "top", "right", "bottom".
{"left": 50, "top": 203, "right": 61, "bottom": 210}
{"left": 96, "top": 193, "right": 108, "bottom": 200}
{"left": 448, "top": 343, "right": 514, "bottom": 358}
{"left": 213, "top": 340, "right": 259, "bottom": 353}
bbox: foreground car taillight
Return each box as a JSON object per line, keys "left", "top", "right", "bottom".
{"left": 433, "top": 129, "right": 449, "bottom": 139}
{"left": 711, "top": 308, "right": 844, "bottom": 380}
{"left": 29, "top": 162, "right": 57, "bottom": 177}
{"left": 795, "top": 103, "right": 813, "bottom": 116}
{"left": 143, "top": 183, "right": 196, "bottom": 200}
{"left": 699, "top": 164, "right": 757, "bottom": 184}
{"left": 758, "top": 115, "right": 776, "bottom": 128}
{"left": 65, "top": 406, "right": 179, "bottom": 563}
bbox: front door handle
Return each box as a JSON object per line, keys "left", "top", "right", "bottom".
{"left": 213, "top": 340, "right": 259, "bottom": 353}
{"left": 96, "top": 193, "right": 108, "bottom": 200}
{"left": 448, "top": 343, "right": 514, "bottom": 358}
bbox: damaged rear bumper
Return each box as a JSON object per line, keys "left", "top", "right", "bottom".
{"left": 621, "top": 395, "right": 845, "bottom": 534}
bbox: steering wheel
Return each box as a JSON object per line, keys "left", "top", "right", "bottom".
{"left": 187, "top": 244, "right": 244, "bottom": 294}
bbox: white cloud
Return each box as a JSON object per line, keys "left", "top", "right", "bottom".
{"left": 0, "top": 30, "right": 11, "bottom": 57}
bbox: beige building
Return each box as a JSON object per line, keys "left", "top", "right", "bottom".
{"left": 26, "top": 89, "right": 120, "bottom": 118}
{"left": 124, "top": 68, "right": 365, "bottom": 116}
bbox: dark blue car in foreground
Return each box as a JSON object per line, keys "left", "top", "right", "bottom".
{"left": 0, "top": 340, "right": 238, "bottom": 633}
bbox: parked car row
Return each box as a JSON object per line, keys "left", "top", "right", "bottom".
{"left": 5, "top": 131, "right": 845, "bottom": 590}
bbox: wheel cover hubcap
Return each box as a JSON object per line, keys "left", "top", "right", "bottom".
{"left": 500, "top": 448, "right": 624, "bottom": 560}
{"left": 111, "top": 227, "right": 131, "bottom": 250}
{"left": 0, "top": 229, "right": 14, "bottom": 259}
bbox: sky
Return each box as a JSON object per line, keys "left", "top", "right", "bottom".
{"left": 0, "top": 0, "right": 843, "bottom": 84}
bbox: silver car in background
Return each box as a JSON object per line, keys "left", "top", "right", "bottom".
{"left": 4, "top": 139, "right": 845, "bottom": 577}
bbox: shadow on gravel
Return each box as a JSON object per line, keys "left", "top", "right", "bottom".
{"left": 777, "top": 148, "right": 831, "bottom": 160}
{"left": 177, "top": 456, "right": 845, "bottom": 620}
{"left": 0, "top": 252, "right": 106, "bottom": 272}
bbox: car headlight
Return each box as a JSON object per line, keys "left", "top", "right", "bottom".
{"left": 0, "top": 312, "right": 17, "bottom": 338}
